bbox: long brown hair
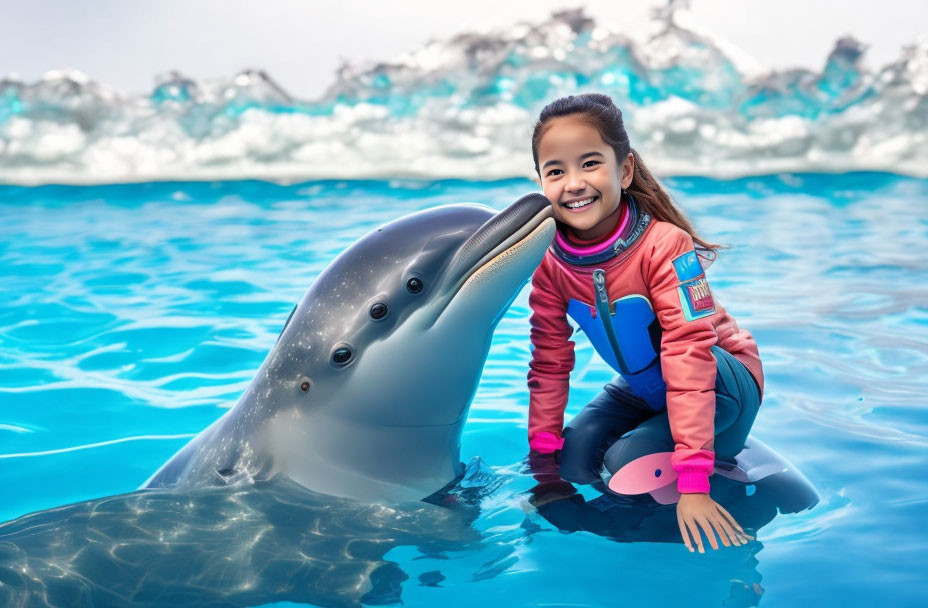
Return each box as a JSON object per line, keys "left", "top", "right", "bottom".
{"left": 531, "top": 93, "right": 720, "bottom": 253}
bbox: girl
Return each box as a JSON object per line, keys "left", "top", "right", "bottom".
{"left": 527, "top": 93, "right": 763, "bottom": 552}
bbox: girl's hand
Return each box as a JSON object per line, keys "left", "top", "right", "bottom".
{"left": 676, "top": 493, "right": 754, "bottom": 553}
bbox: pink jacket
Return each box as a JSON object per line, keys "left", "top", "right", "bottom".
{"left": 527, "top": 218, "right": 764, "bottom": 493}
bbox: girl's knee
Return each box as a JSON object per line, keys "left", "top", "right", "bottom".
{"left": 559, "top": 428, "right": 607, "bottom": 484}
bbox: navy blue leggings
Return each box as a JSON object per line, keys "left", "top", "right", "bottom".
{"left": 559, "top": 346, "right": 762, "bottom": 486}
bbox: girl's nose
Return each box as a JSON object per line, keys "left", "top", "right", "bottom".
{"left": 565, "top": 171, "right": 585, "bottom": 191}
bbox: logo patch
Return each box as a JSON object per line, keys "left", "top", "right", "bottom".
{"left": 678, "top": 277, "right": 715, "bottom": 321}
{"left": 687, "top": 279, "right": 714, "bottom": 312}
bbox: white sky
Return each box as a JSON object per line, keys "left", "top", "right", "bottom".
{"left": 1, "top": 0, "right": 926, "bottom": 99}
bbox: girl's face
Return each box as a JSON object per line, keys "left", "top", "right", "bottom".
{"left": 536, "top": 117, "right": 634, "bottom": 240}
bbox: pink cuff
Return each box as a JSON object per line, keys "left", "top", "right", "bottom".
{"left": 529, "top": 431, "right": 564, "bottom": 453}
{"left": 676, "top": 467, "right": 711, "bottom": 494}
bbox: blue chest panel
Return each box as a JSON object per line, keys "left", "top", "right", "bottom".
{"left": 566, "top": 295, "right": 667, "bottom": 409}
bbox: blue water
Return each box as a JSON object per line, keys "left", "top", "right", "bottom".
{"left": 1, "top": 174, "right": 926, "bottom": 606}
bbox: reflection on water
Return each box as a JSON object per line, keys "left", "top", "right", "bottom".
{"left": 0, "top": 474, "right": 479, "bottom": 608}
{"left": 1, "top": 453, "right": 815, "bottom": 608}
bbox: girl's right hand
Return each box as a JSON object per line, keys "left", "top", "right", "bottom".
{"left": 676, "top": 493, "right": 754, "bottom": 552}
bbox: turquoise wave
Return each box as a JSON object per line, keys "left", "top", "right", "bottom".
{"left": 1, "top": 8, "right": 926, "bottom": 184}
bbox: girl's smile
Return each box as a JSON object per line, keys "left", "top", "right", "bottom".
{"left": 562, "top": 195, "right": 598, "bottom": 212}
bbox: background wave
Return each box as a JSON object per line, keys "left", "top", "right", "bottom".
{"left": 1, "top": 7, "right": 926, "bottom": 185}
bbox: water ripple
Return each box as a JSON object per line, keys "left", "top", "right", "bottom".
{"left": 0, "top": 434, "right": 196, "bottom": 459}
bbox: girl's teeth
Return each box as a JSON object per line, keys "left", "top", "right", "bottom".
{"left": 566, "top": 197, "right": 595, "bottom": 209}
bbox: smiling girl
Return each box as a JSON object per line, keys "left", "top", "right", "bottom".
{"left": 526, "top": 93, "right": 763, "bottom": 552}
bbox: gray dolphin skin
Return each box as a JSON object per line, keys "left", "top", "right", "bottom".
{"left": 144, "top": 193, "right": 555, "bottom": 503}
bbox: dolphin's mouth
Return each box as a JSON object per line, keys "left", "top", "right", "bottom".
{"left": 436, "top": 193, "right": 553, "bottom": 306}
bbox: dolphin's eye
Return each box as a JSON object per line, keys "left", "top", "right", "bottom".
{"left": 370, "top": 302, "right": 388, "bottom": 320}
{"left": 332, "top": 346, "right": 353, "bottom": 366}
{"left": 406, "top": 277, "right": 424, "bottom": 294}
{"left": 299, "top": 377, "right": 312, "bottom": 392}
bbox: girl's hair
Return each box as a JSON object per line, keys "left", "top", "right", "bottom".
{"left": 531, "top": 93, "right": 719, "bottom": 253}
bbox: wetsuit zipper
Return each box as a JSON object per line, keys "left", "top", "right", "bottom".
{"left": 592, "top": 268, "right": 631, "bottom": 375}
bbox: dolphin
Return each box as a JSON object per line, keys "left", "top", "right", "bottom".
{"left": 144, "top": 193, "right": 555, "bottom": 503}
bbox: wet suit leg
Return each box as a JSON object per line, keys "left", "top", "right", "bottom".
{"left": 558, "top": 376, "right": 655, "bottom": 485}
{"left": 602, "top": 345, "right": 762, "bottom": 479}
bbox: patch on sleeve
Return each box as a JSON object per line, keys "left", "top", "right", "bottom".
{"left": 677, "top": 277, "right": 716, "bottom": 321}
{"left": 672, "top": 250, "right": 704, "bottom": 282}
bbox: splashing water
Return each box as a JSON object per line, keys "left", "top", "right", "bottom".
{"left": 1, "top": 7, "right": 927, "bottom": 185}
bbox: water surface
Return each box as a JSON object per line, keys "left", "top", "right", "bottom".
{"left": 1, "top": 174, "right": 925, "bottom": 606}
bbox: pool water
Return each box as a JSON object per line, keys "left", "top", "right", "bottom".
{"left": 1, "top": 174, "right": 926, "bottom": 606}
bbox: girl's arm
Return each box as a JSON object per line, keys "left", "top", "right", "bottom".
{"left": 526, "top": 256, "right": 575, "bottom": 453}
{"left": 647, "top": 225, "right": 720, "bottom": 493}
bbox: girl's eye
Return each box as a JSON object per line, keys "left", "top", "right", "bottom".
{"left": 546, "top": 169, "right": 563, "bottom": 177}
{"left": 583, "top": 160, "right": 600, "bottom": 168}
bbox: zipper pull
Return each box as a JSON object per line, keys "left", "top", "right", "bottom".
{"left": 592, "top": 269, "right": 615, "bottom": 316}
{"left": 592, "top": 267, "right": 629, "bottom": 373}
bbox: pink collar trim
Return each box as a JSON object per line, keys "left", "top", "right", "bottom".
{"left": 555, "top": 202, "right": 629, "bottom": 257}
